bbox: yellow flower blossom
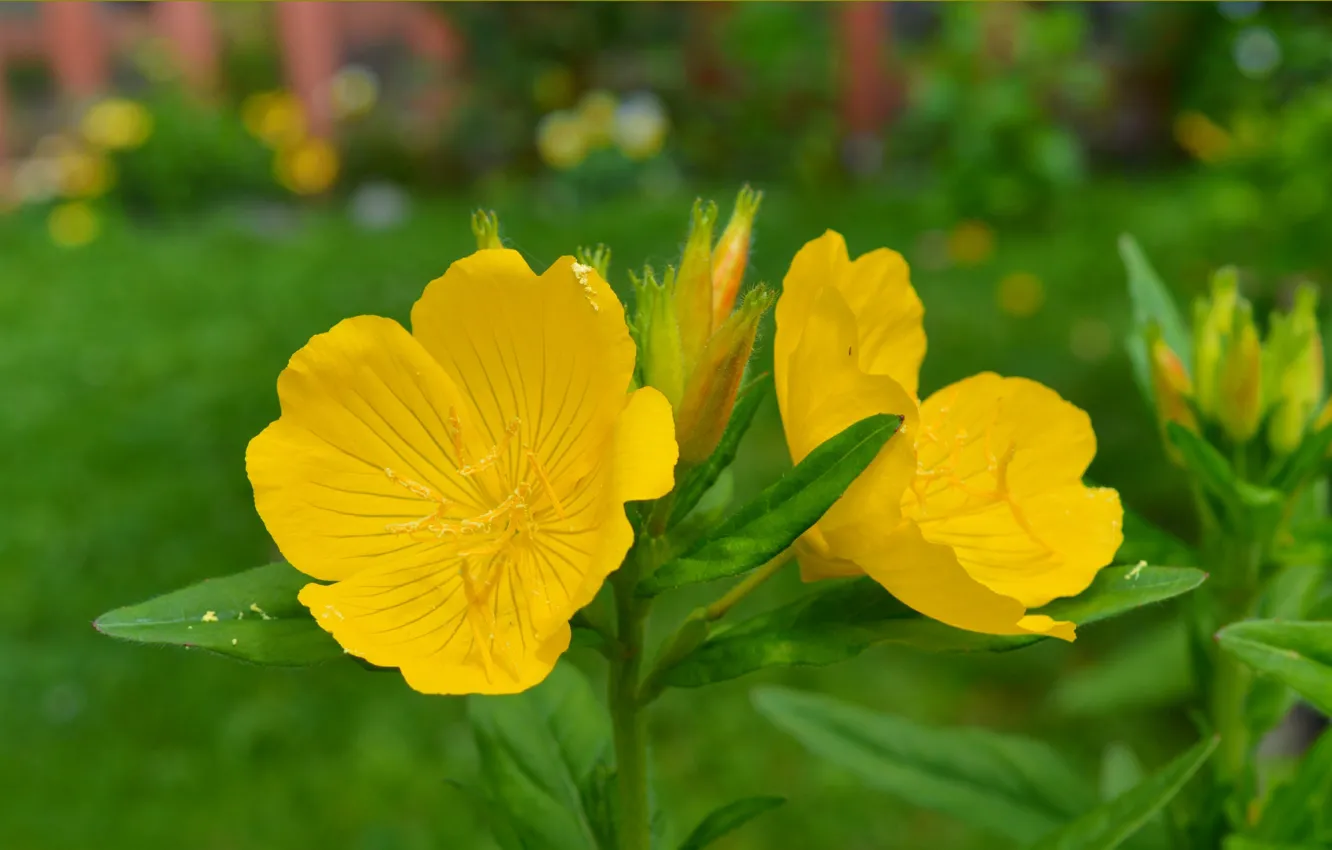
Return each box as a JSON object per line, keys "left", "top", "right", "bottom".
{"left": 247, "top": 250, "right": 678, "bottom": 694}
{"left": 275, "top": 138, "right": 340, "bottom": 196}
{"left": 775, "top": 231, "right": 1122, "bottom": 640}
{"left": 81, "top": 99, "right": 153, "bottom": 151}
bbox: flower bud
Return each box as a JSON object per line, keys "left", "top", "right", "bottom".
{"left": 1146, "top": 323, "right": 1197, "bottom": 462}
{"left": 1266, "top": 284, "right": 1324, "bottom": 455}
{"left": 1193, "top": 266, "right": 1240, "bottom": 418}
{"left": 630, "top": 267, "right": 687, "bottom": 407}
{"left": 1217, "top": 300, "right": 1264, "bottom": 444}
{"left": 471, "top": 210, "right": 502, "bottom": 250}
{"left": 711, "top": 185, "right": 762, "bottom": 326}
{"left": 674, "top": 199, "right": 719, "bottom": 372}
{"left": 576, "top": 243, "right": 611, "bottom": 280}
{"left": 674, "top": 285, "right": 775, "bottom": 465}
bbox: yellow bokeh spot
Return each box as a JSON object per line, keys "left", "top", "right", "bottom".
{"left": 243, "top": 91, "right": 307, "bottom": 150}
{"left": 997, "top": 271, "right": 1044, "bottom": 317}
{"left": 533, "top": 65, "right": 576, "bottom": 112}
{"left": 947, "top": 220, "right": 995, "bottom": 267}
{"left": 81, "top": 99, "right": 153, "bottom": 151}
{"left": 58, "top": 149, "right": 115, "bottom": 199}
{"left": 577, "top": 90, "right": 618, "bottom": 148}
{"left": 331, "top": 65, "right": 379, "bottom": 120}
{"left": 536, "top": 111, "right": 588, "bottom": 170}
{"left": 275, "top": 138, "right": 340, "bottom": 195}
{"left": 613, "top": 93, "right": 669, "bottom": 161}
{"left": 48, "top": 202, "right": 100, "bottom": 248}
{"left": 1173, "top": 111, "right": 1232, "bottom": 163}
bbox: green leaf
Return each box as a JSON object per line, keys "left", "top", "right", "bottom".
{"left": 1268, "top": 423, "right": 1332, "bottom": 493}
{"left": 660, "top": 566, "right": 1206, "bottom": 689}
{"left": 753, "top": 687, "right": 1095, "bottom": 843}
{"left": 670, "top": 373, "right": 771, "bottom": 528}
{"left": 677, "top": 796, "right": 785, "bottom": 850}
{"left": 639, "top": 413, "right": 902, "bottom": 596}
{"left": 93, "top": 562, "right": 343, "bottom": 665}
{"left": 1166, "top": 423, "right": 1283, "bottom": 529}
{"left": 1218, "top": 620, "right": 1332, "bottom": 716}
{"left": 1027, "top": 736, "right": 1216, "bottom": 850}
{"left": 1254, "top": 726, "right": 1332, "bottom": 844}
{"left": 1120, "top": 233, "right": 1191, "bottom": 402}
{"left": 1116, "top": 504, "right": 1196, "bottom": 567}
{"left": 1223, "top": 839, "right": 1325, "bottom": 850}
{"left": 468, "top": 663, "right": 610, "bottom": 850}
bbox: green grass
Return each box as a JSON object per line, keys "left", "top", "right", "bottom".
{"left": 0, "top": 177, "right": 1309, "bottom": 849}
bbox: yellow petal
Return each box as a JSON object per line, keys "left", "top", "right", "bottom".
{"left": 246, "top": 315, "right": 482, "bottom": 582}
{"left": 828, "top": 521, "right": 1077, "bottom": 641}
{"left": 614, "top": 386, "right": 678, "bottom": 503}
{"left": 777, "top": 285, "right": 918, "bottom": 565}
{"left": 776, "top": 230, "right": 925, "bottom": 399}
{"left": 906, "top": 373, "right": 1123, "bottom": 609}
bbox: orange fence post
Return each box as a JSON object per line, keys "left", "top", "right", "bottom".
{"left": 154, "top": 1, "right": 219, "bottom": 94}
{"left": 839, "top": 2, "right": 888, "bottom": 137}
{"left": 276, "top": 1, "right": 339, "bottom": 139}
{"left": 41, "top": 2, "right": 109, "bottom": 101}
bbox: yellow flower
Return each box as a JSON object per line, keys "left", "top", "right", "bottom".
{"left": 243, "top": 91, "right": 307, "bottom": 150}
{"left": 246, "top": 250, "right": 677, "bottom": 694}
{"left": 275, "top": 138, "right": 340, "bottom": 196}
{"left": 996, "top": 271, "right": 1044, "bottom": 318}
{"left": 81, "top": 99, "right": 153, "bottom": 151}
{"left": 48, "top": 201, "right": 100, "bottom": 248}
{"left": 775, "top": 232, "right": 1122, "bottom": 640}
{"left": 536, "top": 110, "right": 589, "bottom": 170}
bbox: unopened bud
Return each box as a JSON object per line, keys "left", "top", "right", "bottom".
{"left": 675, "top": 285, "right": 775, "bottom": 465}
{"left": 1193, "top": 267, "right": 1240, "bottom": 418}
{"left": 471, "top": 210, "right": 502, "bottom": 250}
{"left": 1217, "top": 300, "right": 1264, "bottom": 444}
{"left": 675, "top": 199, "right": 718, "bottom": 372}
{"left": 1267, "top": 284, "right": 1324, "bottom": 455}
{"left": 1146, "top": 323, "right": 1197, "bottom": 462}
{"left": 576, "top": 244, "right": 611, "bottom": 280}
{"left": 711, "top": 185, "right": 762, "bottom": 326}
{"left": 630, "top": 267, "right": 687, "bottom": 407}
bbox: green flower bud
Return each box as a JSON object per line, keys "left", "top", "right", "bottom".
{"left": 471, "top": 209, "right": 502, "bottom": 250}
{"left": 630, "top": 266, "right": 687, "bottom": 408}
{"left": 711, "top": 185, "right": 762, "bottom": 326}
{"left": 1217, "top": 299, "right": 1264, "bottom": 444}
{"left": 1193, "top": 266, "right": 1239, "bottom": 418}
{"left": 1266, "top": 284, "right": 1324, "bottom": 455}
{"left": 674, "top": 199, "right": 719, "bottom": 372}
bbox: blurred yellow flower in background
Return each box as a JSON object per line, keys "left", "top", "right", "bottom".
{"left": 533, "top": 64, "right": 576, "bottom": 111}
{"left": 1174, "top": 111, "right": 1233, "bottom": 163}
{"left": 947, "top": 220, "right": 995, "bottom": 267}
{"left": 81, "top": 99, "right": 153, "bottom": 151}
{"left": 243, "top": 91, "right": 307, "bottom": 150}
{"left": 275, "top": 138, "right": 340, "bottom": 196}
{"left": 996, "top": 271, "right": 1045, "bottom": 317}
{"left": 775, "top": 231, "right": 1122, "bottom": 641}
{"left": 536, "top": 110, "right": 589, "bottom": 170}
{"left": 56, "top": 148, "right": 115, "bottom": 200}
{"left": 48, "top": 201, "right": 100, "bottom": 248}
{"left": 330, "top": 65, "right": 380, "bottom": 121}
{"left": 613, "top": 92, "right": 669, "bottom": 161}
{"left": 246, "top": 250, "right": 677, "bottom": 694}
{"left": 577, "top": 90, "right": 619, "bottom": 148}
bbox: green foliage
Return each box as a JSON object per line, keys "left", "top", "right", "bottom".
{"left": 93, "top": 562, "right": 342, "bottom": 665}
{"left": 659, "top": 566, "right": 1206, "bottom": 690}
{"left": 753, "top": 687, "right": 1096, "bottom": 843}
{"left": 1120, "top": 233, "right": 1193, "bottom": 403}
{"left": 468, "top": 663, "right": 612, "bottom": 850}
{"left": 1250, "top": 727, "right": 1332, "bottom": 845}
{"left": 1217, "top": 620, "right": 1332, "bottom": 716}
{"left": 677, "top": 797, "right": 785, "bottom": 850}
{"left": 1117, "top": 503, "right": 1198, "bottom": 567}
{"left": 1166, "top": 423, "right": 1283, "bottom": 532}
{"left": 1027, "top": 737, "right": 1217, "bottom": 850}
{"left": 638, "top": 413, "right": 902, "bottom": 596}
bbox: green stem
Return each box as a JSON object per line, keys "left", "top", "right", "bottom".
{"left": 703, "top": 548, "right": 794, "bottom": 621}
{"left": 609, "top": 551, "right": 651, "bottom": 850}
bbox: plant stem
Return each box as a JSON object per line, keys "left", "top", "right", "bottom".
{"left": 609, "top": 550, "right": 652, "bottom": 850}
{"left": 704, "top": 548, "right": 794, "bottom": 621}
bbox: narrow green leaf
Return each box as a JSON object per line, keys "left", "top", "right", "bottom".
{"left": 1027, "top": 736, "right": 1216, "bottom": 850}
{"left": 1166, "top": 423, "right": 1283, "bottom": 529}
{"left": 1218, "top": 620, "right": 1332, "bottom": 716}
{"left": 1117, "top": 504, "right": 1196, "bottom": 567}
{"left": 753, "top": 687, "right": 1095, "bottom": 843}
{"left": 1254, "top": 726, "right": 1332, "bottom": 844}
{"left": 639, "top": 413, "right": 902, "bottom": 596}
{"left": 1120, "top": 234, "right": 1191, "bottom": 402}
{"left": 677, "top": 796, "right": 785, "bottom": 850}
{"left": 468, "top": 663, "right": 609, "bottom": 850}
{"left": 1099, "top": 744, "right": 1145, "bottom": 802}
{"left": 93, "top": 562, "right": 343, "bottom": 665}
{"left": 1269, "top": 423, "right": 1332, "bottom": 492}
{"left": 670, "top": 373, "right": 771, "bottom": 527}
{"left": 661, "top": 566, "right": 1206, "bottom": 689}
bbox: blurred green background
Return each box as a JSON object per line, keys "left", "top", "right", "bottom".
{"left": 4, "top": 2, "right": 1332, "bottom": 848}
